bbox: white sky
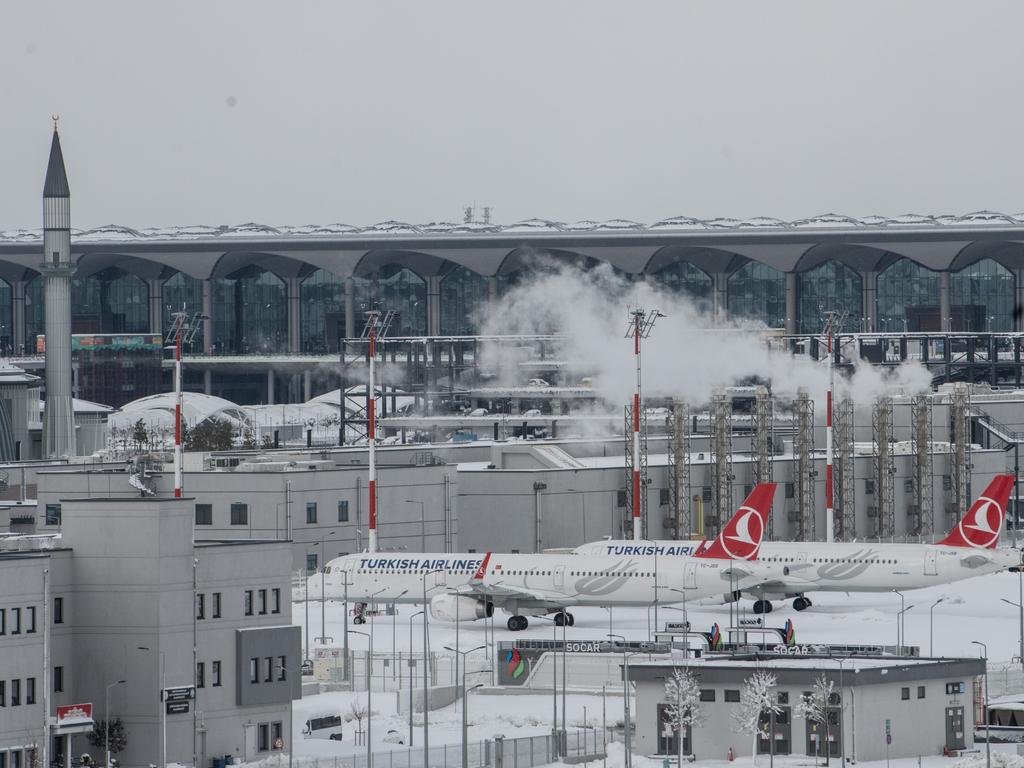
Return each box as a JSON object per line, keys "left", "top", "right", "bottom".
{"left": 2, "top": 1, "right": 1023, "bottom": 230}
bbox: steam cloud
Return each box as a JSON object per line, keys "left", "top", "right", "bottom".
{"left": 476, "top": 259, "right": 932, "bottom": 410}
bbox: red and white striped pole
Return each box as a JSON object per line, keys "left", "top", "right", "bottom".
{"left": 367, "top": 318, "right": 378, "bottom": 553}
{"left": 174, "top": 320, "right": 183, "bottom": 498}
{"left": 632, "top": 313, "right": 643, "bottom": 541}
{"left": 824, "top": 316, "right": 834, "bottom": 542}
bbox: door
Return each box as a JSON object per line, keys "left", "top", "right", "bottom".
{"left": 946, "top": 706, "right": 966, "bottom": 750}
{"left": 758, "top": 708, "right": 791, "bottom": 755}
{"left": 684, "top": 561, "right": 697, "bottom": 590}
{"left": 657, "top": 704, "right": 691, "bottom": 756}
{"left": 554, "top": 566, "right": 565, "bottom": 589}
{"left": 924, "top": 548, "right": 938, "bottom": 576}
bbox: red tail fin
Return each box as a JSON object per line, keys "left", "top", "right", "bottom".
{"left": 695, "top": 483, "right": 776, "bottom": 561}
{"left": 937, "top": 474, "right": 1014, "bottom": 549}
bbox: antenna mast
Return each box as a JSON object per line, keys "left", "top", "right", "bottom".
{"left": 625, "top": 307, "right": 664, "bottom": 541}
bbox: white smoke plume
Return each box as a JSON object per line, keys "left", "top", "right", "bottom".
{"left": 476, "top": 259, "right": 931, "bottom": 409}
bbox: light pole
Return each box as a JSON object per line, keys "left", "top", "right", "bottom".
{"left": 408, "top": 610, "right": 424, "bottom": 746}
{"left": 318, "top": 530, "right": 337, "bottom": 644}
{"left": 405, "top": 500, "right": 426, "bottom": 551}
{"left": 893, "top": 590, "right": 905, "bottom": 654}
{"left": 275, "top": 660, "right": 303, "bottom": 768}
{"left": 350, "top": 629, "right": 372, "bottom": 766}
{"left": 1001, "top": 597, "right": 1024, "bottom": 669}
{"left": 422, "top": 568, "right": 445, "bottom": 768}
{"left": 659, "top": 586, "right": 690, "bottom": 659}
{"left": 972, "top": 640, "right": 991, "bottom": 768}
{"left": 105, "top": 679, "right": 125, "bottom": 768}
{"left": 827, "top": 658, "right": 846, "bottom": 766}
{"left": 137, "top": 646, "right": 166, "bottom": 768}
{"left": 608, "top": 634, "right": 632, "bottom": 768}
{"left": 930, "top": 598, "right": 945, "bottom": 656}
{"left": 445, "top": 645, "right": 486, "bottom": 768}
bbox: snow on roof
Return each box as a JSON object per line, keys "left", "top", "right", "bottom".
{"left": 5, "top": 211, "right": 1024, "bottom": 244}
{"left": 112, "top": 391, "right": 249, "bottom": 430}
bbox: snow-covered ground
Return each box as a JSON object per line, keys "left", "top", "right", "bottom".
{"left": 289, "top": 567, "right": 1024, "bottom": 762}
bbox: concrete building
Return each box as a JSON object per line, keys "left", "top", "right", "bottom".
{"left": 0, "top": 496, "right": 299, "bottom": 768}
{"left": 629, "top": 655, "right": 984, "bottom": 761}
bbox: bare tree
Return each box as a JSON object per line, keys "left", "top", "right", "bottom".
{"left": 794, "top": 674, "right": 837, "bottom": 766}
{"left": 731, "top": 670, "right": 781, "bottom": 765}
{"left": 664, "top": 667, "right": 703, "bottom": 762}
{"left": 348, "top": 699, "right": 369, "bottom": 745}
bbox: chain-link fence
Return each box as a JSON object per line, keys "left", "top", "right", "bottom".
{"left": 987, "top": 660, "right": 1024, "bottom": 698}
{"left": 311, "top": 649, "right": 492, "bottom": 693}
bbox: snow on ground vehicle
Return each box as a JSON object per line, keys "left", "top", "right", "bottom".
{"left": 304, "top": 714, "right": 343, "bottom": 740}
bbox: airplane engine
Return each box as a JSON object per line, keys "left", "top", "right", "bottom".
{"left": 429, "top": 594, "right": 493, "bottom": 622}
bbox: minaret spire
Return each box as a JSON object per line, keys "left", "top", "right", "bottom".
{"left": 41, "top": 121, "right": 76, "bottom": 458}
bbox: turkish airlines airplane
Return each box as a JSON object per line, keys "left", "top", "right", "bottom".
{"left": 310, "top": 483, "right": 781, "bottom": 631}
{"left": 574, "top": 474, "right": 1021, "bottom": 615}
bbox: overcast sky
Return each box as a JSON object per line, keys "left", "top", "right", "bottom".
{"left": 2, "top": 1, "right": 1023, "bottom": 230}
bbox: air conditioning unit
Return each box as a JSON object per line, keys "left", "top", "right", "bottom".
{"left": 866, "top": 506, "right": 879, "bottom": 518}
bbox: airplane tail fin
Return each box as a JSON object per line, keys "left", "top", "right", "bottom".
{"left": 695, "top": 482, "right": 776, "bottom": 561}
{"left": 937, "top": 474, "right": 1015, "bottom": 549}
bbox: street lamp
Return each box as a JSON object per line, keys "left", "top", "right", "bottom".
{"left": 1001, "top": 597, "right": 1024, "bottom": 670}
{"left": 972, "top": 640, "right": 991, "bottom": 768}
{"left": 827, "top": 658, "right": 846, "bottom": 766}
{"left": 445, "top": 644, "right": 486, "bottom": 768}
{"left": 659, "top": 586, "right": 690, "bottom": 659}
{"left": 608, "top": 634, "right": 633, "bottom": 768}
{"left": 421, "top": 569, "right": 445, "bottom": 768}
{"left": 930, "top": 598, "right": 945, "bottom": 656}
{"left": 408, "top": 610, "right": 424, "bottom": 746}
{"left": 104, "top": 679, "right": 126, "bottom": 768}
{"left": 350, "top": 629, "right": 373, "bottom": 767}
{"left": 136, "top": 646, "right": 167, "bottom": 768}
{"left": 405, "top": 500, "right": 426, "bottom": 551}
{"left": 274, "top": 660, "right": 304, "bottom": 768}
{"left": 318, "top": 530, "right": 337, "bottom": 644}
{"left": 893, "top": 590, "right": 909, "bottom": 654}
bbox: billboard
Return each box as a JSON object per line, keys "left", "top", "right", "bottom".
{"left": 36, "top": 334, "right": 163, "bottom": 354}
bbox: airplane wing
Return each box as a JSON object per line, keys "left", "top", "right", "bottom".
{"left": 451, "top": 580, "right": 576, "bottom": 610}
{"left": 959, "top": 552, "right": 997, "bottom": 569}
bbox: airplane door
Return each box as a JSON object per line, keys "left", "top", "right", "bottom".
{"left": 796, "top": 552, "right": 808, "bottom": 566}
{"left": 924, "top": 549, "right": 938, "bottom": 575}
{"left": 684, "top": 561, "right": 697, "bottom": 590}
{"left": 554, "top": 565, "right": 565, "bottom": 588}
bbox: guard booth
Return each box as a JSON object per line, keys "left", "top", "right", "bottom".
{"left": 51, "top": 703, "right": 95, "bottom": 768}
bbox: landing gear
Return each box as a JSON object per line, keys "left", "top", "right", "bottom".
{"left": 507, "top": 615, "right": 529, "bottom": 631}
{"left": 752, "top": 599, "right": 773, "bottom": 614}
{"left": 793, "top": 596, "right": 812, "bottom": 611}
{"left": 553, "top": 611, "right": 575, "bottom": 627}
{"left": 353, "top": 603, "right": 367, "bottom": 624}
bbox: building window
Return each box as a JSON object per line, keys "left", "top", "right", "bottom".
{"left": 244, "top": 591, "right": 254, "bottom": 616}
{"left": 306, "top": 502, "right": 317, "bottom": 524}
{"left": 11, "top": 679, "right": 20, "bottom": 706}
{"left": 212, "top": 592, "right": 222, "bottom": 619}
{"left": 53, "top": 598, "right": 63, "bottom": 624}
{"left": 26, "top": 607, "right": 35, "bottom": 633}
{"left": 278, "top": 656, "right": 287, "bottom": 681}
{"left": 901, "top": 687, "right": 910, "bottom": 701}
{"left": 307, "top": 554, "right": 318, "bottom": 573}
{"left": 11, "top": 607, "right": 20, "bottom": 634}
{"left": 25, "top": 678, "right": 35, "bottom": 705}
{"left": 45, "top": 504, "right": 62, "bottom": 526}
{"left": 699, "top": 689, "right": 715, "bottom": 702}
{"left": 338, "top": 500, "right": 349, "bottom": 522}
{"left": 272, "top": 589, "right": 281, "bottom": 614}
{"left": 197, "top": 662, "right": 205, "bottom": 689}
{"left": 659, "top": 488, "right": 670, "bottom": 506}
{"left": 0, "top": 608, "right": 4, "bottom": 634}
{"left": 258, "top": 722, "right": 270, "bottom": 752}
{"left": 195, "top": 504, "right": 213, "bottom": 526}
{"left": 264, "top": 657, "right": 273, "bottom": 683}
{"left": 196, "top": 593, "right": 205, "bottom": 620}
{"left": 54, "top": 666, "right": 64, "bottom": 693}
{"left": 249, "top": 658, "right": 259, "bottom": 684}
{"left": 212, "top": 660, "right": 222, "bottom": 687}
{"left": 272, "top": 721, "right": 284, "bottom": 750}
{"left": 230, "top": 503, "right": 248, "bottom": 525}
{"left": 918, "top": 686, "right": 926, "bottom": 699}
{"left": 616, "top": 490, "right": 627, "bottom": 508}
{"left": 258, "top": 589, "right": 268, "bottom": 615}
{"left": 0, "top": 751, "right": 6, "bottom": 768}
{"left": 0, "top": 679, "right": 5, "bottom": 706}
{"left": 725, "top": 690, "right": 740, "bottom": 702}
{"left": 10, "top": 752, "right": 19, "bottom": 768}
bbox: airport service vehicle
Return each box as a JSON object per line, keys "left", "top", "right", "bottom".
{"left": 312, "top": 484, "right": 782, "bottom": 631}
{"left": 303, "top": 714, "right": 343, "bottom": 741}
{"left": 574, "top": 474, "right": 1021, "bottom": 614}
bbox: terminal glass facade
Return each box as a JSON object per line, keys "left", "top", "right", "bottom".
{"left": 797, "top": 260, "right": 862, "bottom": 333}
{"left": 0, "top": 279, "right": 12, "bottom": 355}
{"left": 71, "top": 267, "right": 148, "bottom": 334}
{"left": 440, "top": 266, "right": 489, "bottom": 335}
{"left": 650, "top": 261, "right": 713, "bottom": 304}
{"left": 352, "top": 266, "right": 426, "bottom": 336}
{"left": 212, "top": 266, "right": 287, "bottom": 354}
{"left": 951, "top": 258, "right": 1015, "bottom": 332}
{"left": 877, "top": 259, "right": 940, "bottom": 332}
{"left": 727, "top": 261, "right": 785, "bottom": 327}
{"left": 300, "top": 269, "right": 345, "bottom": 353}
{"left": 162, "top": 272, "right": 204, "bottom": 352}
{"left": 25, "top": 277, "right": 42, "bottom": 352}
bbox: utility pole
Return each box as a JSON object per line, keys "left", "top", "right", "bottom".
{"left": 625, "top": 307, "right": 664, "bottom": 541}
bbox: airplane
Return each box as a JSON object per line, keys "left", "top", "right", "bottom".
{"left": 573, "top": 474, "right": 1022, "bottom": 615}
{"left": 309, "top": 483, "right": 783, "bottom": 631}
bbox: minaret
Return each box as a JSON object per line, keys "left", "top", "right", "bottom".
{"left": 41, "top": 122, "right": 76, "bottom": 458}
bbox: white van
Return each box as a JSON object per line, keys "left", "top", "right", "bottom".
{"left": 304, "top": 714, "right": 343, "bottom": 741}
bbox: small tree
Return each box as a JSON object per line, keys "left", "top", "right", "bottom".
{"left": 731, "top": 670, "right": 781, "bottom": 765}
{"left": 664, "top": 667, "right": 703, "bottom": 761}
{"left": 87, "top": 718, "right": 128, "bottom": 754}
{"left": 795, "top": 674, "right": 836, "bottom": 765}
{"left": 131, "top": 419, "right": 149, "bottom": 453}
{"left": 347, "top": 699, "right": 369, "bottom": 745}
{"left": 185, "top": 418, "right": 234, "bottom": 451}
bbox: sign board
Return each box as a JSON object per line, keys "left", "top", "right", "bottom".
{"left": 885, "top": 719, "right": 891, "bottom": 737}
{"left": 161, "top": 686, "right": 195, "bottom": 703}
{"left": 166, "top": 701, "right": 191, "bottom": 715}
{"left": 946, "top": 682, "right": 966, "bottom": 695}
{"left": 55, "top": 703, "right": 94, "bottom": 732}
{"left": 274, "top": 738, "right": 284, "bottom": 750}
{"left": 664, "top": 622, "right": 691, "bottom": 633}
{"left": 739, "top": 617, "right": 764, "bottom": 627}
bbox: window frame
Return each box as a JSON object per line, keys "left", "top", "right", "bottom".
{"left": 272, "top": 588, "right": 281, "bottom": 614}
{"left": 212, "top": 660, "right": 222, "bottom": 687}
{"left": 45, "top": 503, "right": 62, "bottom": 526}
{"left": 725, "top": 689, "right": 741, "bottom": 703}
{"left": 338, "top": 499, "right": 349, "bottom": 522}
{"left": 306, "top": 501, "right": 318, "bottom": 524}
{"left": 230, "top": 502, "right": 249, "bottom": 526}
{"left": 53, "top": 597, "right": 63, "bottom": 624}
{"left": 195, "top": 503, "right": 213, "bottom": 526}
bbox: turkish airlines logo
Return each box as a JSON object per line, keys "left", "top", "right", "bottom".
{"left": 719, "top": 506, "right": 763, "bottom": 560}
{"left": 958, "top": 496, "right": 1004, "bottom": 549}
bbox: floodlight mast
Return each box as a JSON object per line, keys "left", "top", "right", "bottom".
{"left": 367, "top": 311, "right": 379, "bottom": 553}
{"left": 626, "top": 308, "right": 664, "bottom": 541}
{"left": 166, "top": 308, "right": 205, "bottom": 499}
{"left": 822, "top": 310, "right": 846, "bottom": 543}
